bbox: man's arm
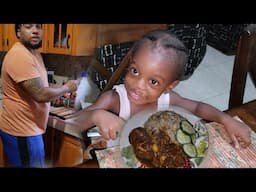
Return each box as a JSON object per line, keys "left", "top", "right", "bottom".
{"left": 20, "top": 77, "right": 77, "bottom": 102}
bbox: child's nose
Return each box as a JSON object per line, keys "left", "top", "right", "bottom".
{"left": 136, "top": 78, "right": 146, "bottom": 89}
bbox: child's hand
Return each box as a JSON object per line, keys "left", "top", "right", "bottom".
{"left": 224, "top": 118, "right": 251, "bottom": 149}
{"left": 93, "top": 109, "right": 126, "bottom": 140}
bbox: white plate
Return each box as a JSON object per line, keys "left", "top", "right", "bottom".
{"left": 119, "top": 106, "right": 209, "bottom": 168}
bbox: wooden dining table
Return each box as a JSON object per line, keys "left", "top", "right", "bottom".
{"left": 76, "top": 100, "right": 256, "bottom": 168}
{"left": 225, "top": 100, "right": 256, "bottom": 133}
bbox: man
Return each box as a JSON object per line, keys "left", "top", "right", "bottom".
{"left": 0, "top": 24, "right": 77, "bottom": 167}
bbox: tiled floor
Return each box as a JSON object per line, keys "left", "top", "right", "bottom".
{"left": 174, "top": 45, "right": 256, "bottom": 111}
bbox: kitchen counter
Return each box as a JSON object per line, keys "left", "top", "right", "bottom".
{"left": 47, "top": 107, "right": 107, "bottom": 167}
{"left": 48, "top": 105, "right": 86, "bottom": 138}
{"left": 47, "top": 115, "right": 84, "bottom": 139}
{"left": 48, "top": 106, "right": 101, "bottom": 140}
{"left": 48, "top": 106, "right": 120, "bottom": 156}
{"left": 46, "top": 110, "right": 93, "bottom": 167}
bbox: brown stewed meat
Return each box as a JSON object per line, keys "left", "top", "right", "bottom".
{"left": 129, "top": 111, "right": 190, "bottom": 168}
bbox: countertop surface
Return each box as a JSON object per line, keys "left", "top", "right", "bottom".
{"left": 48, "top": 106, "right": 101, "bottom": 140}
{"left": 48, "top": 107, "right": 119, "bottom": 148}
{"left": 48, "top": 113, "right": 85, "bottom": 139}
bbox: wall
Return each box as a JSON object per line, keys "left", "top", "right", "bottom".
{"left": 42, "top": 53, "right": 92, "bottom": 78}
{"left": 0, "top": 51, "right": 92, "bottom": 79}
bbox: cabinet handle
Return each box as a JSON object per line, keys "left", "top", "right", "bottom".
{"left": 67, "top": 34, "right": 70, "bottom": 49}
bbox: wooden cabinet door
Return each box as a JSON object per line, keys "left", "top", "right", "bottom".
{"left": 45, "top": 24, "right": 97, "bottom": 56}
{"left": 53, "top": 129, "right": 84, "bottom": 167}
{"left": 45, "top": 24, "right": 72, "bottom": 55}
{"left": 44, "top": 127, "right": 85, "bottom": 167}
{"left": 1, "top": 24, "right": 18, "bottom": 51}
{"left": 0, "top": 24, "right": 4, "bottom": 51}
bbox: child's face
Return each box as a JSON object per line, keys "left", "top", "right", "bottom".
{"left": 124, "top": 45, "right": 178, "bottom": 106}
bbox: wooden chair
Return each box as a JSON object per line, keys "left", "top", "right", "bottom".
{"left": 228, "top": 24, "right": 256, "bottom": 109}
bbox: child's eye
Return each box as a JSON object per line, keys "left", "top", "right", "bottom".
{"left": 130, "top": 67, "right": 139, "bottom": 75}
{"left": 149, "top": 79, "right": 159, "bottom": 86}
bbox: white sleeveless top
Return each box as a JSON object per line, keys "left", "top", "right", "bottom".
{"left": 113, "top": 84, "right": 170, "bottom": 120}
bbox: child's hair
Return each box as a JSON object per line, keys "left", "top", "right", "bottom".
{"left": 130, "top": 30, "right": 188, "bottom": 81}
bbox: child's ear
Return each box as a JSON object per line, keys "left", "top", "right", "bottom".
{"left": 164, "top": 80, "right": 179, "bottom": 93}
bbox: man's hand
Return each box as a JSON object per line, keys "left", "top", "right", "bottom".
{"left": 64, "top": 80, "right": 77, "bottom": 92}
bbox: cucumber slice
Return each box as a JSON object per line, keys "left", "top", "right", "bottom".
{"left": 195, "top": 137, "right": 208, "bottom": 157}
{"left": 190, "top": 157, "right": 203, "bottom": 168}
{"left": 190, "top": 134, "right": 197, "bottom": 145}
{"left": 183, "top": 143, "right": 197, "bottom": 158}
{"left": 176, "top": 129, "right": 191, "bottom": 144}
{"left": 181, "top": 120, "right": 196, "bottom": 135}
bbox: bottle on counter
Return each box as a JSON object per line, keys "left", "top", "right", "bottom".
{"left": 74, "top": 71, "right": 100, "bottom": 111}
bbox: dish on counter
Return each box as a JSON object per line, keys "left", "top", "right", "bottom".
{"left": 119, "top": 107, "right": 209, "bottom": 168}
{"left": 49, "top": 106, "right": 77, "bottom": 119}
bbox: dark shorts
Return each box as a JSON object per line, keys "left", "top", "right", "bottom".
{"left": 0, "top": 130, "right": 45, "bottom": 168}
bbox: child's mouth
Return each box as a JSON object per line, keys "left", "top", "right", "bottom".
{"left": 129, "top": 91, "right": 143, "bottom": 102}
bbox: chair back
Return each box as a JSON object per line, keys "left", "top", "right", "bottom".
{"left": 228, "top": 24, "right": 256, "bottom": 109}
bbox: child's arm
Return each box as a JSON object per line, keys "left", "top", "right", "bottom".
{"left": 65, "top": 90, "right": 125, "bottom": 140}
{"left": 170, "top": 91, "right": 251, "bottom": 148}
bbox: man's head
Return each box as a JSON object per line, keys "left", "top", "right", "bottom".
{"left": 124, "top": 30, "right": 188, "bottom": 106}
{"left": 15, "top": 24, "right": 42, "bottom": 50}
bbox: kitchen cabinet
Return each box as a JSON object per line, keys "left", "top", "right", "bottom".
{"left": 44, "top": 126, "right": 84, "bottom": 167}
{"left": 0, "top": 24, "right": 46, "bottom": 52}
{"left": 0, "top": 24, "right": 97, "bottom": 55}
{"left": 0, "top": 24, "right": 18, "bottom": 51}
{"left": 53, "top": 129, "right": 84, "bottom": 167}
{"left": 44, "top": 24, "right": 167, "bottom": 56}
{"left": 45, "top": 24, "right": 97, "bottom": 56}
{"left": 0, "top": 25, "right": 3, "bottom": 50}
{"left": 1, "top": 24, "right": 167, "bottom": 56}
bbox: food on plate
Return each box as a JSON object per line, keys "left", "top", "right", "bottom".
{"left": 128, "top": 110, "right": 202, "bottom": 168}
